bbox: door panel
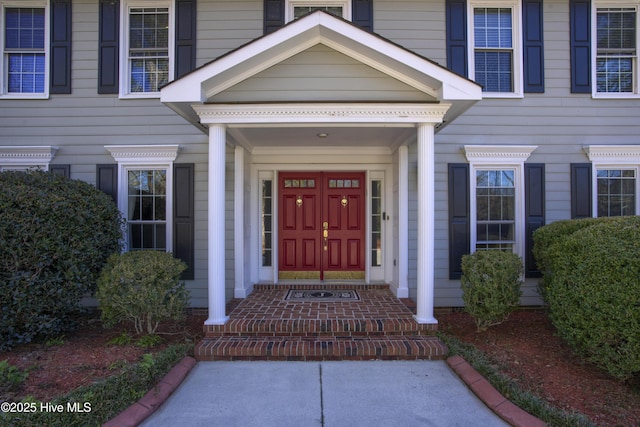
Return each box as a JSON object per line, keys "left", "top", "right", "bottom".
{"left": 278, "top": 171, "right": 365, "bottom": 280}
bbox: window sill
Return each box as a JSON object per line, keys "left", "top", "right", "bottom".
{"left": 592, "top": 92, "right": 640, "bottom": 100}
{"left": 0, "top": 93, "right": 49, "bottom": 100}
{"left": 480, "top": 92, "right": 524, "bottom": 99}
{"left": 119, "top": 92, "right": 161, "bottom": 100}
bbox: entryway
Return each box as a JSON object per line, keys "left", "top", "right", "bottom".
{"left": 278, "top": 171, "right": 365, "bottom": 280}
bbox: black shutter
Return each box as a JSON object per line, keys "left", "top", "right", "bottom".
{"left": 352, "top": 0, "right": 373, "bottom": 32}
{"left": 50, "top": 0, "right": 72, "bottom": 94}
{"left": 98, "top": 0, "right": 120, "bottom": 94}
{"left": 524, "top": 164, "right": 545, "bottom": 277}
{"left": 96, "top": 164, "right": 118, "bottom": 204}
{"left": 523, "top": 0, "right": 544, "bottom": 93}
{"left": 264, "top": 0, "right": 285, "bottom": 34}
{"left": 50, "top": 164, "right": 70, "bottom": 178}
{"left": 174, "top": 164, "right": 195, "bottom": 280}
{"left": 175, "top": 0, "right": 196, "bottom": 79}
{"left": 446, "top": 0, "right": 468, "bottom": 77}
{"left": 570, "top": 0, "right": 591, "bottom": 93}
{"left": 571, "top": 163, "right": 592, "bottom": 218}
{"left": 448, "top": 164, "right": 470, "bottom": 279}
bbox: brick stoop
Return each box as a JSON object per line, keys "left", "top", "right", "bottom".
{"left": 195, "top": 285, "right": 447, "bottom": 361}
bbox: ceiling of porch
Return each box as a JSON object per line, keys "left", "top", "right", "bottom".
{"left": 226, "top": 125, "right": 416, "bottom": 151}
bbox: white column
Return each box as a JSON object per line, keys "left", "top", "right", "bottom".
{"left": 234, "top": 145, "right": 246, "bottom": 298}
{"left": 397, "top": 145, "right": 409, "bottom": 298}
{"left": 205, "top": 124, "right": 230, "bottom": 325}
{"left": 415, "top": 123, "right": 437, "bottom": 324}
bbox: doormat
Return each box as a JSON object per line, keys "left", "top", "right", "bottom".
{"left": 284, "top": 289, "right": 360, "bottom": 302}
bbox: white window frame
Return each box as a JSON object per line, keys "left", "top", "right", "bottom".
{"left": 0, "top": 145, "right": 57, "bottom": 171}
{"left": 0, "top": 0, "right": 49, "bottom": 99}
{"left": 591, "top": 1, "right": 640, "bottom": 98}
{"left": 119, "top": 0, "right": 174, "bottom": 99}
{"left": 105, "top": 145, "right": 179, "bottom": 252}
{"left": 286, "top": 0, "right": 351, "bottom": 23}
{"left": 467, "top": 0, "right": 523, "bottom": 98}
{"left": 585, "top": 145, "right": 640, "bottom": 215}
{"left": 464, "top": 145, "right": 537, "bottom": 259}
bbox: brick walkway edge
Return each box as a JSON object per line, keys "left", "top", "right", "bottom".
{"left": 446, "top": 355, "right": 547, "bottom": 427}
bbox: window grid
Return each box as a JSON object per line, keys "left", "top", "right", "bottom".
{"left": 127, "top": 169, "right": 167, "bottom": 251}
{"left": 473, "top": 7, "right": 514, "bottom": 93}
{"left": 597, "top": 169, "right": 637, "bottom": 216}
{"left": 128, "top": 6, "right": 169, "bottom": 93}
{"left": 596, "top": 7, "right": 637, "bottom": 93}
{"left": 261, "top": 180, "right": 273, "bottom": 267}
{"left": 4, "top": 7, "right": 46, "bottom": 94}
{"left": 293, "top": 5, "right": 343, "bottom": 19}
{"left": 371, "top": 180, "right": 382, "bottom": 267}
{"left": 475, "top": 169, "right": 516, "bottom": 251}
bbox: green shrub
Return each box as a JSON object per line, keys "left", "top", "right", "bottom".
{"left": 0, "top": 171, "right": 123, "bottom": 351}
{"left": 0, "top": 359, "right": 28, "bottom": 395}
{"left": 542, "top": 217, "right": 640, "bottom": 380}
{"left": 461, "top": 250, "right": 523, "bottom": 331}
{"left": 532, "top": 217, "right": 619, "bottom": 299}
{"left": 97, "top": 251, "right": 189, "bottom": 335}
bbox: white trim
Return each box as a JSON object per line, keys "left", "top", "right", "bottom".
{"left": 252, "top": 160, "right": 394, "bottom": 285}
{"left": 119, "top": 0, "right": 174, "bottom": 99}
{"left": 396, "top": 145, "right": 409, "bottom": 298}
{"left": 584, "top": 145, "right": 640, "bottom": 164}
{"left": 585, "top": 144, "right": 640, "bottom": 216}
{"left": 0, "top": 0, "right": 50, "bottom": 99}
{"left": 287, "top": 0, "right": 351, "bottom": 23}
{"left": 0, "top": 146, "right": 58, "bottom": 169}
{"left": 463, "top": 145, "right": 537, "bottom": 163}
{"left": 464, "top": 144, "right": 537, "bottom": 260}
{"left": 105, "top": 144, "right": 180, "bottom": 163}
{"left": 591, "top": 2, "right": 640, "bottom": 98}
{"left": 234, "top": 145, "right": 247, "bottom": 298}
{"left": 193, "top": 103, "right": 451, "bottom": 125}
{"left": 467, "top": 0, "right": 524, "bottom": 98}
{"left": 105, "top": 144, "right": 179, "bottom": 253}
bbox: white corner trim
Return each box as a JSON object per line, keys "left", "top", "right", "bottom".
{"left": 584, "top": 145, "right": 640, "bottom": 164}
{"left": 463, "top": 145, "right": 537, "bottom": 163}
{"left": 0, "top": 146, "right": 58, "bottom": 165}
{"left": 105, "top": 145, "right": 180, "bottom": 163}
{"left": 193, "top": 103, "right": 452, "bottom": 125}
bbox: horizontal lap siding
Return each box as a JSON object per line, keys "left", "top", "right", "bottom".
{"left": 212, "top": 45, "right": 434, "bottom": 103}
{"left": 432, "top": 0, "right": 640, "bottom": 306}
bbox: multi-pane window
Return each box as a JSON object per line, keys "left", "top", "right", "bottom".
{"left": 473, "top": 7, "right": 514, "bottom": 93}
{"left": 293, "top": 5, "right": 343, "bottom": 19}
{"left": 261, "top": 180, "right": 273, "bottom": 267}
{"left": 597, "top": 169, "right": 637, "bottom": 216}
{"left": 3, "top": 6, "right": 46, "bottom": 95}
{"left": 475, "top": 169, "right": 516, "bottom": 251}
{"left": 596, "top": 7, "right": 637, "bottom": 93}
{"left": 128, "top": 7, "right": 169, "bottom": 93}
{"left": 371, "top": 180, "right": 382, "bottom": 267}
{"left": 127, "top": 169, "right": 167, "bottom": 251}
{"left": 288, "top": 1, "right": 348, "bottom": 22}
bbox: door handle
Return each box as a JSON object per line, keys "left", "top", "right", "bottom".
{"left": 323, "top": 222, "right": 328, "bottom": 250}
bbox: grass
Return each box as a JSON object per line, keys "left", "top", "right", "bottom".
{"left": 0, "top": 343, "right": 191, "bottom": 427}
{"left": 438, "top": 332, "right": 597, "bottom": 427}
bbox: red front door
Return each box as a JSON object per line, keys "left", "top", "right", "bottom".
{"left": 278, "top": 172, "right": 365, "bottom": 280}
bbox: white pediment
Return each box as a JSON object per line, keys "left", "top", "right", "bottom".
{"left": 161, "top": 11, "right": 481, "bottom": 132}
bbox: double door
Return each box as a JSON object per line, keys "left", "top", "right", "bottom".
{"left": 278, "top": 171, "right": 365, "bottom": 280}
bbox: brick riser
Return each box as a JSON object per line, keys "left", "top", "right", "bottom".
{"left": 195, "top": 285, "right": 447, "bottom": 361}
{"left": 195, "top": 336, "right": 447, "bottom": 361}
{"left": 203, "top": 319, "right": 438, "bottom": 338}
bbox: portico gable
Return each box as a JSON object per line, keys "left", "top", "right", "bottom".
{"left": 161, "top": 11, "right": 482, "bottom": 326}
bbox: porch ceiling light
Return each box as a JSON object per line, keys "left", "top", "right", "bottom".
{"left": 317, "top": 132, "right": 328, "bottom": 138}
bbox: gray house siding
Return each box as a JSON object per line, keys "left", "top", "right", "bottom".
{"left": 2, "top": 0, "right": 640, "bottom": 308}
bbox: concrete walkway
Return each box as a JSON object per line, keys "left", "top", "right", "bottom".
{"left": 139, "top": 360, "right": 510, "bottom": 427}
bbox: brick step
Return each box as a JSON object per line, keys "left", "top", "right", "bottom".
{"left": 195, "top": 335, "right": 448, "bottom": 361}
{"left": 204, "top": 318, "right": 437, "bottom": 338}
